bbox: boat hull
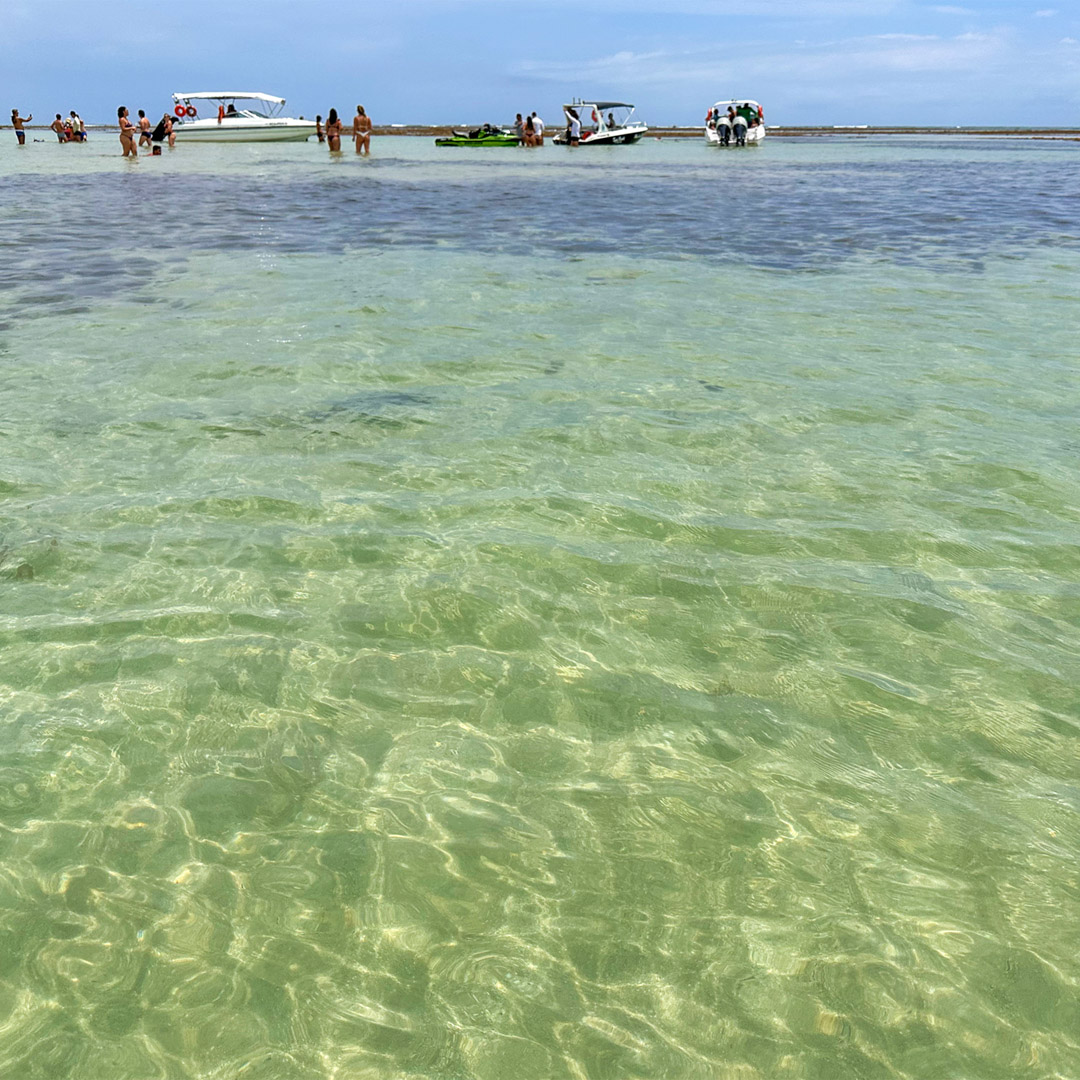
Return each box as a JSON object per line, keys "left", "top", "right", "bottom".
{"left": 553, "top": 127, "right": 647, "bottom": 146}
{"left": 173, "top": 120, "right": 316, "bottom": 142}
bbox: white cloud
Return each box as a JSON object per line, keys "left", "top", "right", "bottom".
{"left": 929, "top": 5, "right": 975, "bottom": 13}
{"left": 515, "top": 29, "right": 1010, "bottom": 88}
{"left": 1034, "top": 8, "right": 1057, "bottom": 15}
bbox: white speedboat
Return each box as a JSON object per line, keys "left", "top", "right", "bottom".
{"left": 706, "top": 100, "right": 765, "bottom": 147}
{"left": 170, "top": 92, "right": 315, "bottom": 142}
{"left": 553, "top": 100, "right": 648, "bottom": 145}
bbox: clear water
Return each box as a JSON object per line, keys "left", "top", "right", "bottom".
{"left": 1, "top": 135, "right": 1079, "bottom": 1079}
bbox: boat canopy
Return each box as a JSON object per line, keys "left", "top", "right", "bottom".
{"left": 711, "top": 99, "right": 762, "bottom": 111}
{"left": 172, "top": 92, "right": 287, "bottom": 104}
{"left": 564, "top": 100, "right": 634, "bottom": 111}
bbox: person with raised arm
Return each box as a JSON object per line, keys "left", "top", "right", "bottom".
{"left": 11, "top": 109, "right": 32, "bottom": 145}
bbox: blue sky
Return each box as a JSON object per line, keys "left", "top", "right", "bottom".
{"left": 4, "top": 0, "right": 1078, "bottom": 126}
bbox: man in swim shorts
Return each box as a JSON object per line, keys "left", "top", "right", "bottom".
{"left": 11, "top": 109, "right": 32, "bottom": 144}
{"left": 531, "top": 111, "right": 544, "bottom": 145}
{"left": 137, "top": 109, "right": 152, "bottom": 148}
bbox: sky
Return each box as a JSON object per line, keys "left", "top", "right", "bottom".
{"left": 3, "top": 0, "right": 1079, "bottom": 126}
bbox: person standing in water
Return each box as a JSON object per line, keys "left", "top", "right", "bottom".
{"left": 117, "top": 106, "right": 137, "bottom": 157}
{"left": 325, "top": 108, "right": 343, "bottom": 151}
{"left": 11, "top": 109, "right": 32, "bottom": 145}
{"left": 531, "top": 111, "right": 544, "bottom": 145}
{"left": 353, "top": 105, "right": 372, "bottom": 154}
{"left": 137, "top": 109, "right": 152, "bottom": 148}
{"left": 315, "top": 115, "right": 324, "bottom": 143}
{"left": 50, "top": 114, "right": 67, "bottom": 142}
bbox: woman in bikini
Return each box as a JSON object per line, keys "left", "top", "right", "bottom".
{"left": 117, "top": 106, "right": 137, "bottom": 157}
{"left": 353, "top": 105, "right": 372, "bottom": 155}
{"left": 325, "top": 108, "right": 343, "bottom": 152}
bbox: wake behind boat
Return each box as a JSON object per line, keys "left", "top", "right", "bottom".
{"left": 706, "top": 100, "right": 765, "bottom": 146}
{"left": 171, "top": 93, "right": 315, "bottom": 142}
{"left": 553, "top": 100, "right": 648, "bottom": 145}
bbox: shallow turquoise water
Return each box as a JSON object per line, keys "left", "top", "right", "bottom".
{"left": 1, "top": 135, "right": 1079, "bottom": 1079}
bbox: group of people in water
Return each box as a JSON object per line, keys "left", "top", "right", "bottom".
{"left": 116, "top": 107, "right": 177, "bottom": 157}
{"left": 14, "top": 102, "right": 374, "bottom": 157}
{"left": 513, "top": 112, "right": 546, "bottom": 146}
{"left": 706, "top": 103, "right": 763, "bottom": 146}
{"left": 10, "top": 109, "right": 86, "bottom": 144}
{"left": 314, "top": 107, "right": 373, "bottom": 154}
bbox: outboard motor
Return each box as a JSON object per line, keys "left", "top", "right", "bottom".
{"left": 732, "top": 116, "right": 748, "bottom": 146}
{"left": 717, "top": 117, "right": 731, "bottom": 146}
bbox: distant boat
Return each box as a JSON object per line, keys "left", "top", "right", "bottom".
{"left": 705, "top": 100, "right": 765, "bottom": 147}
{"left": 170, "top": 92, "right": 315, "bottom": 142}
{"left": 552, "top": 100, "right": 648, "bottom": 145}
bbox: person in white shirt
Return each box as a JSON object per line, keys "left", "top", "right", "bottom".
{"left": 568, "top": 110, "right": 581, "bottom": 145}
{"left": 531, "top": 111, "right": 544, "bottom": 145}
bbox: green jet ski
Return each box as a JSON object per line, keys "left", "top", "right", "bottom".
{"left": 435, "top": 123, "right": 518, "bottom": 147}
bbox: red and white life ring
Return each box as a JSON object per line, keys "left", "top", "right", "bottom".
{"left": 591, "top": 109, "right": 598, "bottom": 124}
{"left": 185, "top": 106, "right": 197, "bottom": 118}
{"left": 175, "top": 105, "right": 187, "bottom": 117}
